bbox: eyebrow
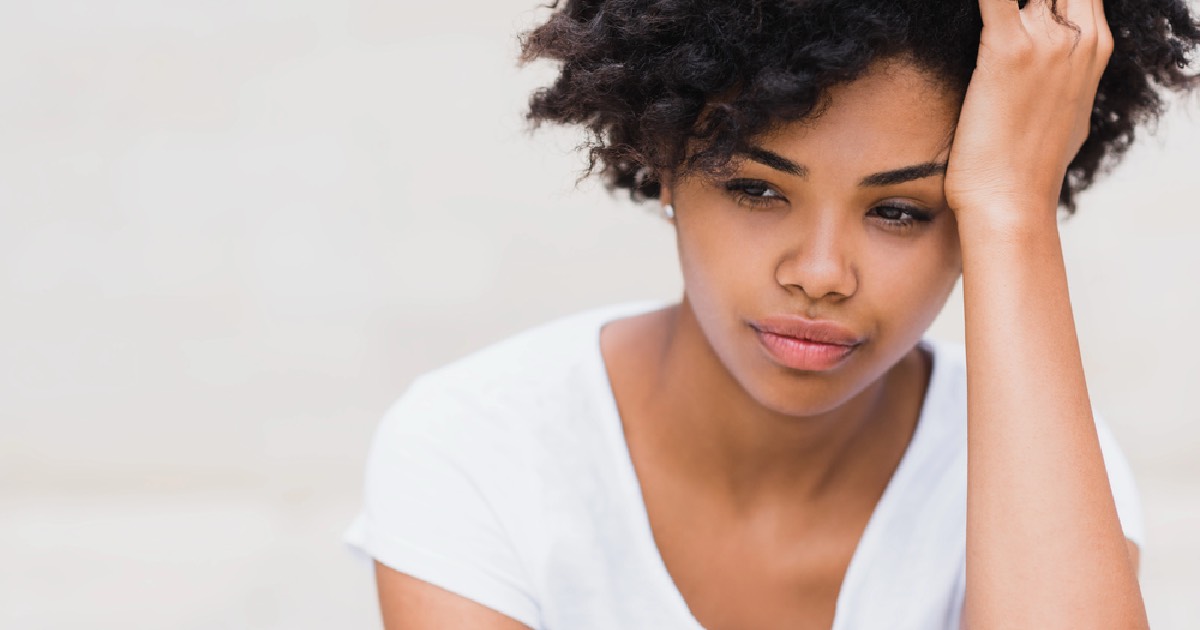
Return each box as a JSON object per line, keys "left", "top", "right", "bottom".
{"left": 743, "top": 147, "right": 807, "bottom": 176}
{"left": 740, "top": 147, "right": 947, "bottom": 187}
{"left": 859, "top": 162, "right": 948, "bottom": 187}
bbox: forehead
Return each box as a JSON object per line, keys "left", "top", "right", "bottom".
{"left": 756, "top": 60, "right": 961, "bottom": 171}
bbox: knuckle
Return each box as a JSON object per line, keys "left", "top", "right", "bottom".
{"left": 1096, "top": 29, "right": 1116, "bottom": 57}
{"left": 1031, "top": 39, "right": 1071, "bottom": 63}
{"left": 1005, "top": 35, "right": 1037, "bottom": 64}
{"left": 1077, "top": 26, "right": 1097, "bottom": 45}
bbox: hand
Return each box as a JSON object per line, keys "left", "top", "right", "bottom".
{"left": 944, "top": 0, "right": 1113, "bottom": 221}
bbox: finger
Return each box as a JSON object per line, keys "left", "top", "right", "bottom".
{"left": 1019, "top": 0, "right": 1059, "bottom": 38}
{"left": 1022, "top": 0, "right": 1088, "bottom": 49}
{"left": 1057, "top": 0, "right": 1098, "bottom": 39}
{"left": 1040, "top": 0, "right": 1104, "bottom": 49}
{"left": 978, "top": 0, "right": 1022, "bottom": 31}
{"left": 1091, "top": 0, "right": 1114, "bottom": 47}
{"left": 1092, "top": 0, "right": 1114, "bottom": 69}
{"left": 1093, "top": 0, "right": 1110, "bottom": 30}
{"left": 1023, "top": 0, "right": 1057, "bottom": 23}
{"left": 1051, "top": 0, "right": 1111, "bottom": 63}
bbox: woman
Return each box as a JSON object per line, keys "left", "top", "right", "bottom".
{"left": 346, "top": 0, "right": 1200, "bottom": 627}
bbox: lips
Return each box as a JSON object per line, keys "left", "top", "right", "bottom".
{"left": 749, "top": 315, "right": 865, "bottom": 372}
{"left": 749, "top": 315, "right": 865, "bottom": 347}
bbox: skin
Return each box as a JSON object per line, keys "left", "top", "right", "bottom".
{"left": 951, "top": 0, "right": 1148, "bottom": 627}
{"left": 592, "top": 58, "right": 967, "bottom": 630}
{"left": 375, "top": 0, "right": 1146, "bottom": 627}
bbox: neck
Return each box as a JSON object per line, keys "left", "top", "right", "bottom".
{"left": 639, "top": 299, "right": 927, "bottom": 510}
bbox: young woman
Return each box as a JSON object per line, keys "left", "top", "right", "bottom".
{"left": 346, "top": 0, "right": 1200, "bottom": 628}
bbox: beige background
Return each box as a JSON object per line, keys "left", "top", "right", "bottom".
{"left": 1, "top": 2, "right": 1197, "bottom": 628}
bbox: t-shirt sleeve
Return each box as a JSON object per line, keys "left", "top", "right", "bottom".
{"left": 1092, "top": 408, "right": 1146, "bottom": 549}
{"left": 343, "top": 376, "right": 541, "bottom": 629}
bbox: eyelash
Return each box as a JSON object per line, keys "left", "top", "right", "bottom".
{"left": 722, "top": 178, "right": 935, "bottom": 229}
{"left": 870, "top": 204, "right": 935, "bottom": 229}
{"left": 724, "top": 179, "right": 783, "bottom": 209}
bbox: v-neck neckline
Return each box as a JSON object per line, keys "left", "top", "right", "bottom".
{"left": 588, "top": 302, "right": 946, "bottom": 629}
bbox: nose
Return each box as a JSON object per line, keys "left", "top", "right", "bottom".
{"left": 774, "top": 214, "right": 859, "bottom": 302}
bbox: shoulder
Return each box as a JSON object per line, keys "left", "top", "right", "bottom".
{"left": 376, "top": 299, "right": 668, "bottom": 448}
{"left": 350, "top": 300, "right": 672, "bottom": 627}
{"left": 923, "top": 336, "right": 967, "bottom": 395}
{"left": 913, "top": 336, "right": 969, "bottom": 441}
{"left": 420, "top": 301, "right": 660, "bottom": 396}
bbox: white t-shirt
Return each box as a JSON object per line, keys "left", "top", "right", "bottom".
{"left": 344, "top": 300, "right": 1145, "bottom": 630}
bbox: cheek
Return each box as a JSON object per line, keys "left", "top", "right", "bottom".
{"left": 677, "top": 237, "right": 750, "bottom": 319}
{"left": 676, "top": 210, "right": 771, "bottom": 292}
{"left": 863, "top": 233, "right": 961, "bottom": 328}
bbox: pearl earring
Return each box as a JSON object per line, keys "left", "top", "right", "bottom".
{"left": 663, "top": 204, "right": 675, "bottom": 220}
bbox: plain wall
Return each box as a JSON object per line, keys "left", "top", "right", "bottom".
{"left": 1, "top": 2, "right": 1197, "bottom": 628}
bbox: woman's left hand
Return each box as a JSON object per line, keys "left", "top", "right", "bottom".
{"left": 944, "top": 0, "right": 1113, "bottom": 221}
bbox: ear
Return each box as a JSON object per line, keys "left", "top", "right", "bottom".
{"left": 658, "top": 171, "right": 673, "bottom": 208}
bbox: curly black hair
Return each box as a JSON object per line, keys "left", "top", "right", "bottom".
{"left": 519, "top": 0, "right": 1200, "bottom": 212}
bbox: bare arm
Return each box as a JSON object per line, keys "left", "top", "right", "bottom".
{"left": 956, "top": 215, "right": 1146, "bottom": 628}
{"left": 375, "top": 562, "right": 532, "bottom": 630}
{"left": 947, "top": 0, "right": 1147, "bottom": 627}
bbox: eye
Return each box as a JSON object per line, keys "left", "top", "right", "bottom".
{"left": 723, "top": 178, "right": 786, "bottom": 209}
{"left": 868, "top": 204, "right": 935, "bottom": 231}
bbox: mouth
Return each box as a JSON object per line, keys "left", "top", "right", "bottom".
{"left": 749, "top": 316, "right": 864, "bottom": 372}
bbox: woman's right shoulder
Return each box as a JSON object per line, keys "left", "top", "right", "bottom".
{"left": 375, "top": 299, "right": 669, "bottom": 448}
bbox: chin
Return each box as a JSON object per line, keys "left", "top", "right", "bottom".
{"left": 740, "top": 371, "right": 866, "bottom": 419}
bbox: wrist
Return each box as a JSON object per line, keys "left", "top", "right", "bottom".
{"left": 953, "top": 202, "right": 1061, "bottom": 243}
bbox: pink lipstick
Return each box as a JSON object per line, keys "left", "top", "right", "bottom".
{"left": 750, "top": 316, "right": 864, "bottom": 372}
